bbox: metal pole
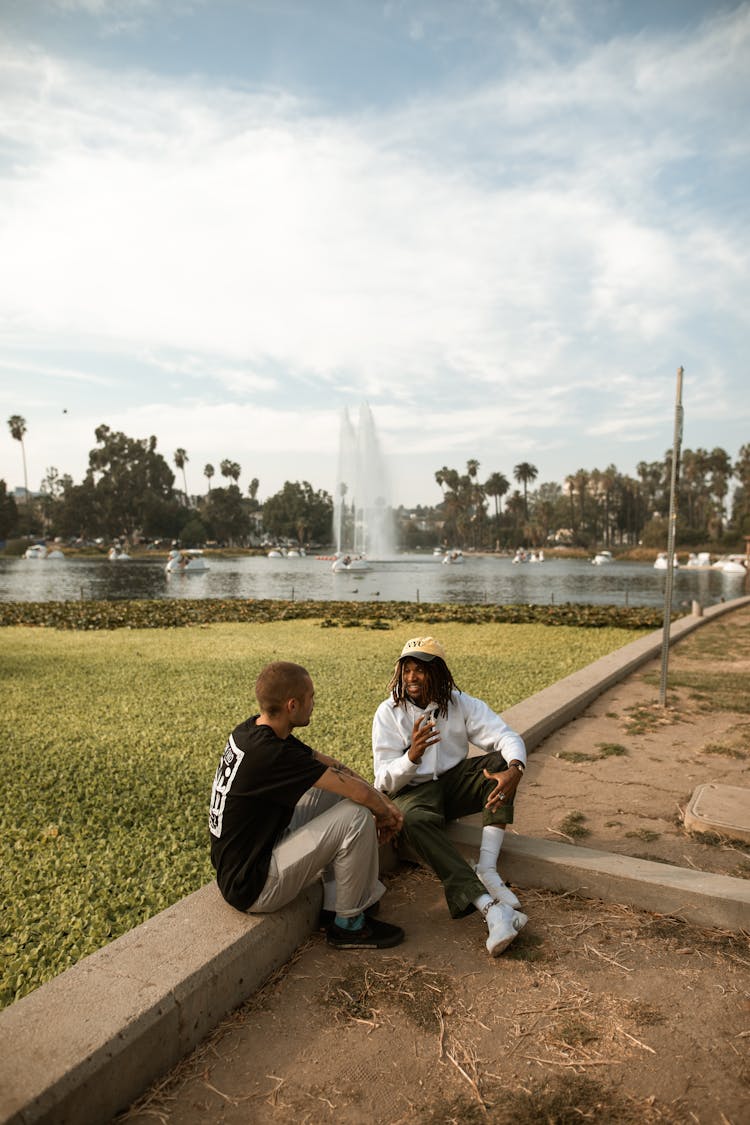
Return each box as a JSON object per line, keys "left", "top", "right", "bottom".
{"left": 659, "top": 366, "right": 684, "bottom": 706}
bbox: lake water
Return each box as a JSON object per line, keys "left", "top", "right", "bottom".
{"left": 1, "top": 553, "right": 745, "bottom": 608}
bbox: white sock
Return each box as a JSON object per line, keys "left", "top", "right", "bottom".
{"left": 472, "top": 892, "right": 494, "bottom": 915}
{"left": 478, "top": 825, "right": 504, "bottom": 872}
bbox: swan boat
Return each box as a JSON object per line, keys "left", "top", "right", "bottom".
{"left": 331, "top": 555, "right": 372, "bottom": 573}
{"left": 24, "top": 544, "right": 64, "bottom": 559}
{"left": 591, "top": 550, "right": 614, "bottom": 565}
{"left": 165, "top": 549, "right": 209, "bottom": 573}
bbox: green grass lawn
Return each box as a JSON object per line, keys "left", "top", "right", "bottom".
{"left": 1, "top": 617, "right": 646, "bottom": 1007}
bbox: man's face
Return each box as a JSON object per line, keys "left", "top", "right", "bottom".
{"left": 401, "top": 658, "right": 430, "bottom": 706}
{"left": 290, "top": 677, "right": 315, "bottom": 727}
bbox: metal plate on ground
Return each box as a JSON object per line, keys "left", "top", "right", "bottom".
{"left": 684, "top": 783, "right": 750, "bottom": 844}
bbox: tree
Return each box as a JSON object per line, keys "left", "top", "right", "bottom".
{"left": 708, "top": 447, "right": 732, "bottom": 538}
{"left": 174, "top": 448, "right": 189, "bottom": 504}
{"left": 7, "top": 415, "right": 28, "bottom": 502}
{"left": 513, "top": 462, "right": 538, "bottom": 518}
{"left": 204, "top": 485, "right": 250, "bottom": 544}
{"left": 87, "top": 425, "right": 176, "bottom": 538}
{"left": 731, "top": 444, "right": 750, "bottom": 534}
{"left": 262, "top": 481, "right": 333, "bottom": 545}
{"left": 39, "top": 466, "right": 66, "bottom": 535}
{"left": 484, "top": 472, "right": 509, "bottom": 521}
{"left": 247, "top": 477, "right": 261, "bottom": 512}
{"left": 204, "top": 463, "right": 215, "bottom": 492}
{"left": 0, "top": 479, "right": 19, "bottom": 539}
{"left": 220, "top": 459, "right": 241, "bottom": 484}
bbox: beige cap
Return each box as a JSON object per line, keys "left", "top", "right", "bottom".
{"left": 399, "top": 636, "right": 447, "bottom": 663}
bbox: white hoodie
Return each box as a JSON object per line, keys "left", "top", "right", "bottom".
{"left": 372, "top": 690, "right": 526, "bottom": 796}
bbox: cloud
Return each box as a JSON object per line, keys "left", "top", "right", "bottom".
{"left": 0, "top": 4, "right": 748, "bottom": 506}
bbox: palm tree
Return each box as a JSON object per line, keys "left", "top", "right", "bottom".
{"left": 204, "top": 463, "right": 215, "bottom": 493}
{"left": 220, "top": 459, "right": 241, "bottom": 483}
{"left": 484, "top": 472, "right": 509, "bottom": 521}
{"left": 173, "top": 448, "right": 189, "bottom": 505}
{"left": 7, "top": 415, "right": 29, "bottom": 502}
{"left": 513, "top": 462, "right": 538, "bottom": 518}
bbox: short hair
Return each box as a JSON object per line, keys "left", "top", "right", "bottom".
{"left": 255, "top": 661, "right": 312, "bottom": 715}
{"left": 388, "top": 656, "right": 459, "bottom": 717}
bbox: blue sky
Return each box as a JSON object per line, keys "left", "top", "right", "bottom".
{"left": 1, "top": 0, "right": 748, "bottom": 509}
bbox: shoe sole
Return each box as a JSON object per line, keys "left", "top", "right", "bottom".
{"left": 326, "top": 933, "right": 404, "bottom": 950}
{"left": 486, "top": 928, "right": 518, "bottom": 957}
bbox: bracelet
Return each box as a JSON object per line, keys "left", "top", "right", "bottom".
{"left": 508, "top": 760, "right": 525, "bottom": 774}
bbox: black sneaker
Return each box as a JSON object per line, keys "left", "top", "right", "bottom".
{"left": 318, "top": 900, "right": 380, "bottom": 931}
{"left": 325, "top": 916, "right": 404, "bottom": 950}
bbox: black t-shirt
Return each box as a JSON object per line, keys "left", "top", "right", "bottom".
{"left": 209, "top": 716, "right": 327, "bottom": 910}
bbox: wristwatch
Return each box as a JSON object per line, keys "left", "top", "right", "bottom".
{"left": 508, "top": 760, "right": 525, "bottom": 774}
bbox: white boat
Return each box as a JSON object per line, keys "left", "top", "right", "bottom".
{"left": 442, "top": 550, "right": 465, "bottom": 565}
{"left": 654, "top": 552, "right": 679, "bottom": 570}
{"left": 432, "top": 547, "right": 445, "bottom": 556}
{"left": 267, "top": 549, "right": 283, "bottom": 558}
{"left": 512, "top": 548, "right": 528, "bottom": 564}
{"left": 165, "top": 549, "right": 209, "bottom": 573}
{"left": 24, "top": 544, "right": 64, "bottom": 559}
{"left": 591, "top": 550, "right": 614, "bottom": 565}
{"left": 332, "top": 555, "right": 372, "bottom": 573}
{"left": 685, "top": 552, "right": 712, "bottom": 569}
{"left": 529, "top": 550, "right": 544, "bottom": 563}
{"left": 712, "top": 555, "right": 747, "bottom": 575}
{"left": 108, "top": 546, "right": 130, "bottom": 561}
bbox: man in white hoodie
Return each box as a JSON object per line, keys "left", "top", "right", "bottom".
{"left": 372, "top": 636, "right": 528, "bottom": 956}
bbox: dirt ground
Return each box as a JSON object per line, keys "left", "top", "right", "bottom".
{"left": 119, "top": 607, "right": 750, "bottom": 1125}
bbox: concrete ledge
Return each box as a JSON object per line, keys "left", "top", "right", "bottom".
{"left": 444, "top": 819, "right": 750, "bottom": 932}
{"left": 2, "top": 594, "right": 749, "bottom": 1125}
{"left": 0, "top": 882, "right": 321, "bottom": 1125}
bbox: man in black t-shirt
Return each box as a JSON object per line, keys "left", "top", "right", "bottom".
{"left": 209, "top": 660, "right": 405, "bottom": 949}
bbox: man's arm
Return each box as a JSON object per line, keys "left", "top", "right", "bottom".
{"left": 312, "top": 756, "right": 404, "bottom": 843}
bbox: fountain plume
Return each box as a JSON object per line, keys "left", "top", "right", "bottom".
{"left": 334, "top": 404, "right": 395, "bottom": 559}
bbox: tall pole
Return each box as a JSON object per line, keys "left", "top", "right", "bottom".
{"left": 659, "top": 366, "right": 684, "bottom": 707}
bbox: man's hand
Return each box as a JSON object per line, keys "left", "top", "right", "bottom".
{"left": 407, "top": 712, "right": 441, "bottom": 763}
{"left": 374, "top": 797, "right": 404, "bottom": 844}
{"left": 483, "top": 765, "right": 522, "bottom": 811}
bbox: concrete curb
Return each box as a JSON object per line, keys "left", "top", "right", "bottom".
{"left": 0, "top": 884, "right": 322, "bottom": 1125}
{"left": 2, "top": 594, "right": 749, "bottom": 1125}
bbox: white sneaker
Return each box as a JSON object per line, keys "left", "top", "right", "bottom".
{"left": 473, "top": 863, "right": 521, "bottom": 910}
{"left": 484, "top": 903, "right": 528, "bottom": 957}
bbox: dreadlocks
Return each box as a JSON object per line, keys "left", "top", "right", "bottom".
{"left": 388, "top": 657, "right": 459, "bottom": 718}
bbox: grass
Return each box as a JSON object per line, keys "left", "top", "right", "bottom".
{"left": 701, "top": 742, "right": 747, "bottom": 759}
{"left": 557, "top": 742, "right": 628, "bottom": 764}
{"left": 558, "top": 811, "right": 590, "bottom": 839}
{"left": 0, "top": 616, "right": 644, "bottom": 1008}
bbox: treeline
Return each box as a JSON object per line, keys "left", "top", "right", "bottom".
{"left": 2, "top": 415, "right": 749, "bottom": 551}
{"left": 1, "top": 421, "right": 332, "bottom": 547}
{"left": 412, "top": 449, "right": 749, "bottom": 551}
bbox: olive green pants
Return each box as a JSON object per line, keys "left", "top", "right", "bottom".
{"left": 393, "top": 751, "right": 513, "bottom": 918}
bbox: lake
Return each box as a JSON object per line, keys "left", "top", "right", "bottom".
{"left": 1, "top": 553, "right": 745, "bottom": 607}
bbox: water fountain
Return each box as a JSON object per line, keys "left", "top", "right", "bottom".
{"left": 333, "top": 404, "right": 395, "bottom": 559}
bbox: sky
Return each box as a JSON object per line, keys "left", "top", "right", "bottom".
{"left": 1, "top": 0, "right": 748, "bottom": 510}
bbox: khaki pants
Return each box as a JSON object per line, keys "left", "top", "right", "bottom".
{"left": 248, "top": 789, "right": 385, "bottom": 919}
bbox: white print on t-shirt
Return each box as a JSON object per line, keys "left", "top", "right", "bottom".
{"left": 209, "top": 734, "right": 245, "bottom": 838}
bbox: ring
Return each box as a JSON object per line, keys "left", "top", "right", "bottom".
{"left": 498, "top": 793, "right": 505, "bottom": 801}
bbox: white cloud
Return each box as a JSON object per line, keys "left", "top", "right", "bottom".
{"left": 0, "top": 4, "right": 748, "bottom": 507}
